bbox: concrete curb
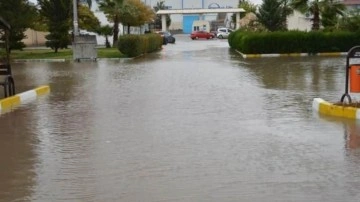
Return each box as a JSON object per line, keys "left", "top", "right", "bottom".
{"left": 0, "top": 85, "right": 50, "bottom": 112}
{"left": 312, "top": 98, "right": 360, "bottom": 120}
{"left": 236, "top": 50, "right": 348, "bottom": 58}
{"left": 14, "top": 59, "right": 66, "bottom": 62}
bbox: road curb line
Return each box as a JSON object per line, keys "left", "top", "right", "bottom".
{"left": 312, "top": 98, "right": 360, "bottom": 120}
{"left": 14, "top": 59, "right": 66, "bottom": 62}
{"left": 0, "top": 85, "right": 50, "bottom": 112}
{"left": 237, "top": 50, "right": 347, "bottom": 58}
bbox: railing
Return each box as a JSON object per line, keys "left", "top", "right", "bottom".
{"left": 0, "top": 63, "right": 15, "bottom": 98}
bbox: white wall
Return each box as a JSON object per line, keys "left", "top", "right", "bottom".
{"left": 287, "top": 11, "right": 312, "bottom": 31}
{"left": 143, "top": 0, "right": 238, "bottom": 9}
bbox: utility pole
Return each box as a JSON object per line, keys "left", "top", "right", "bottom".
{"left": 72, "top": 0, "right": 97, "bottom": 61}
{"left": 73, "top": 0, "right": 79, "bottom": 36}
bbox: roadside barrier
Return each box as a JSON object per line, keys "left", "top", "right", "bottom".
{"left": 0, "top": 85, "right": 50, "bottom": 112}
{"left": 312, "top": 98, "right": 360, "bottom": 120}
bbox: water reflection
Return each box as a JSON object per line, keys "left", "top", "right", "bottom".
{"left": 240, "top": 57, "right": 344, "bottom": 93}
{"left": 0, "top": 109, "right": 38, "bottom": 201}
{"left": 2, "top": 38, "right": 360, "bottom": 201}
{"left": 317, "top": 113, "right": 360, "bottom": 151}
{"left": 344, "top": 122, "right": 360, "bottom": 150}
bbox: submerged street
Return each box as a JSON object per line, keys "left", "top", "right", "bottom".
{"left": 1, "top": 35, "right": 360, "bottom": 201}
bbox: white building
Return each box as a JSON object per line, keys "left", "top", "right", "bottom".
{"left": 142, "top": 0, "right": 239, "bottom": 30}
{"left": 287, "top": 11, "right": 312, "bottom": 31}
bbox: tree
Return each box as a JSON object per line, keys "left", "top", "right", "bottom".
{"left": 119, "top": 0, "right": 155, "bottom": 34}
{"left": 78, "top": 4, "right": 101, "bottom": 32}
{"left": 0, "top": 0, "right": 37, "bottom": 51}
{"left": 231, "top": 0, "right": 257, "bottom": 29}
{"left": 338, "top": 8, "right": 360, "bottom": 32}
{"left": 280, "top": 0, "right": 293, "bottom": 30}
{"left": 96, "top": 25, "right": 113, "bottom": 47}
{"left": 291, "top": 0, "right": 345, "bottom": 30}
{"left": 320, "top": 0, "right": 345, "bottom": 30}
{"left": 291, "top": 0, "right": 321, "bottom": 30}
{"left": 153, "top": 1, "right": 171, "bottom": 30}
{"left": 239, "top": 0, "right": 257, "bottom": 18}
{"left": 256, "top": 0, "right": 284, "bottom": 31}
{"left": 80, "top": 0, "right": 93, "bottom": 8}
{"left": 98, "top": 0, "right": 124, "bottom": 47}
{"left": 38, "top": 0, "right": 72, "bottom": 53}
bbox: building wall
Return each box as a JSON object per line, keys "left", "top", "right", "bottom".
{"left": 144, "top": 0, "right": 238, "bottom": 30}
{"left": 287, "top": 11, "right": 312, "bottom": 31}
{"left": 22, "top": 29, "right": 48, "bottom": 47}
{"left": 143, "top": 0, "right": 238, "bottom": 9}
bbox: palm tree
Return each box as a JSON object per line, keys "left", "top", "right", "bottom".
{"left": 96, "top": 25, "right": 113, "bottom": 48}
{"left": 320, "top": 0, "right": 345, "bottom": 29}
{"left": 291, "top": 0, "right": 321, "bottom": 30}
{"left": 98, "top": 0, "right": 124, "bottom": 47}
{"left": 291, "top": 0, "right": 345, "bottom": 30}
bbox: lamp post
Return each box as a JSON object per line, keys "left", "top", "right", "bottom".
{"left": 73, "top": 0, "right": 79, "bottom": 36}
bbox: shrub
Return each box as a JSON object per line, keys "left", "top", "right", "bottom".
{"left": 229, "top": 31, "right": 360, "bottom": 54}
{"left": 118, "top": 34, "right": 162, "bottom": 57}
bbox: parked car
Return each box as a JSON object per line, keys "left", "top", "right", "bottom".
{"left": 190, "top": 31, "right": 215, "bottom": 40}
{"left": 155, "top": 31, "right": 176, "bottom": 44}
{"left": 216, "top": 28, "right": 233, "bottom": 39}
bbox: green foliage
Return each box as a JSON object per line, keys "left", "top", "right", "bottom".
{"left": 120, "top": 0, "right": 154, "bottom": 33}
{"left": 231, "top": 0, "right": 257, "bottom": 26}
{"left": 39, "top": 0, "right": 72, "bottom": 53}
{"left": 78, "top": 5, "right": 101, "bottom": 32}
{"left": 291, "top": 0, "right": 346, "bottom": 30}
{"left": 118, "top": 34, "right": 162, "bottom": 57}
{"left": 96, "top": 25, "right": 113, "bottom": 48}
{"left": 256, "top": 0, "right": 286, "bottom": 31}
{"left": 11, "top": 47, "right": 124, "bottom": 60}
{"left": 98, "top": 0, "right": 124, "bottom": 46}
{"left": 229, "top": 30, "right": 360, "bottom": 54}
{"left": 320, "top": 0, "right": 345, "bottom": 29}
{"left": 0, "top": 0, "right": 38, "bottom": 51}
{"left": 338, "top": 9, "right": 360, "bottom": 32}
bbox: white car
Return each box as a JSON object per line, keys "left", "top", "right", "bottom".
{"left": 216, "top": 28, "right": 233, "bottom": 39}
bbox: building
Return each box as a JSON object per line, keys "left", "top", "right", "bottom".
{"left": 142, "top": 0, "right": 239, "bottom": 31}
{"left": 343, "top": 0, "right": 360, "bottom": 9}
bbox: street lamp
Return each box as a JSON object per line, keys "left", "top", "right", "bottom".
{"left": 73, "top": 0, "right": 79, "bottom": 36}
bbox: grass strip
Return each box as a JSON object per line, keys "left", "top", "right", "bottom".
{"left": 11, "top": 47, "right": 124, "bottom": 60}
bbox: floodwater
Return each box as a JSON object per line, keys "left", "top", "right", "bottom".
{"left": 1, "top": 35, "right": 360, "bottom": 202}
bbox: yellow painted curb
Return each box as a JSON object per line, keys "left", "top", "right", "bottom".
{"left": 35, "top": 85, "right": 50, "bottom": 96}
{"left": 312, "top": 98, "right": 360, "bottom": 119}
{"left": 0, "top": 85, "right": 50, "bottom": 112}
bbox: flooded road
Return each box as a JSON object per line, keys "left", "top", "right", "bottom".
{"left": 1, "top": 35, "right": 360, "bottom": 202}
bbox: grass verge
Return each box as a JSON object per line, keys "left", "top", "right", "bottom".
{"left": 11, "top": 47, "right": 124, "bottom": 60}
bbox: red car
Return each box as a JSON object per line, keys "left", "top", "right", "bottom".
{"left": 190, "top": 31, "right": 215, "bottom": 40}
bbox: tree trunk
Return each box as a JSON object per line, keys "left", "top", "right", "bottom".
{"left": 312, "top": 4, "right": 320, "bottom": 30}
{"left": 105, "top": 36, "right": 110, "bottom": 48}
{"left": 127, "top": 25, "right": 130, "bottom": 34}
{"left": 113, "top": 18, "right": 119, "bottom": 47}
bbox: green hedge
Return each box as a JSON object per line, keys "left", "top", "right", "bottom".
{"left": 228, "top": 30, "right": 360, "bottom": 54}
{"left": 118, "top": 34, "right": 163, "bottom": 57}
